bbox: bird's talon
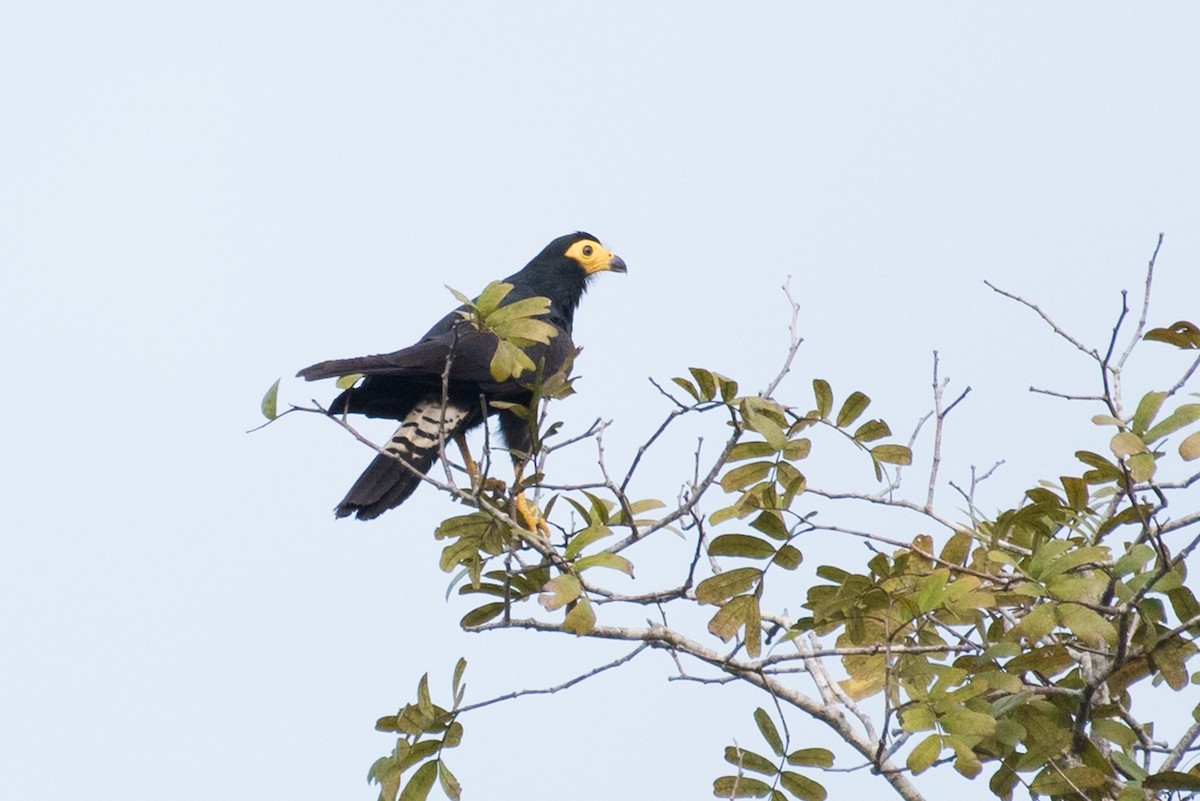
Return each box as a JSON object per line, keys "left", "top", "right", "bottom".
{"left": 515, "top": 492, "right": 550, "bottom": 535}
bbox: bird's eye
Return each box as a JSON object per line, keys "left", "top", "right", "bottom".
{"left": 582, "top": 244, "right": 594, "bottom": 257}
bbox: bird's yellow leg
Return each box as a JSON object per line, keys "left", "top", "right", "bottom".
{"left": 511, "top": 463, "right": 550, "bottom": 535}
{"left": 454, "top": 432, "right": 505, "bottom": 494}
{"left": 453, "top": 432, "right": 480, "bottom": 488}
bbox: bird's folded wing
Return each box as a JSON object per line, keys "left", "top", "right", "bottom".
{"left": 297, "top": 329, "right": 500, "bottom": 384}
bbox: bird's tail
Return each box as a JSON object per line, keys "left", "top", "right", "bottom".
{"left": 335, "top": 397, "right": 471, "bottom": 520}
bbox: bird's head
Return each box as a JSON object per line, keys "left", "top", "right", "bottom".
{"left": 556, "top": 231, "right": 627, "bottom": 276}
{"left": 507, "top": 232, "right": 626, "bottom": 331}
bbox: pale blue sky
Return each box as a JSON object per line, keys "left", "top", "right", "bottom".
{"left": 3, "top": 4, "right": 1199, "bottom": 800}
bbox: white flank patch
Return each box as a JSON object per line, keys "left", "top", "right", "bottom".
{"left": 384, "top": 399, "right": 469, "bottom": 461}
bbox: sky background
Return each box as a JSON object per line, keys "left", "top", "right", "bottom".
{"left": 3, "top": 3, "right": 1199, "bottom": 800}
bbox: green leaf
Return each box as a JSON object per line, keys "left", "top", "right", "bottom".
{"left": 835, "top": 391, "right": 870, "bottom": 428}
{"left": 563, "top": 595, "right": 596, "bottom": 635}
{"left": 715, "top": 373, "right": 740, "bottom": 403}
{"left": 416, "top": 673, "right": 433, "bottom": 718}
{"left": 563, "top": 522, "right": 613, "bottom": 560}
{"left": 942, "top": 708, "right": 996, "bottom": 738}
{"left": 723, "top": 746, "right": 780, "bottom": 776}
{"left": 772, "top": 544, "right": 803, "bottom": 570}
{"left": 710, "top": 534, "right": 778, "bottom": 560}
{"left": 779, "top": 771, "right": 826, "bottom": 801}
{"left": 785, "top": 748, "right": 834, "bottom": 768}
{"left": 1144, "top": 771, "right": 1200, "bottom": 792}
{"left": 1127, "top": 451, "right": 1156, "bottom": 482}
{"left": 1110, "top": 431, "right": 1148, "bottom": 458}
{"left": 783, "top": 438, "right": 812, "bottom": 460}
{"left": 538, "top": 575, "right": 581, "bottom": 611}
{"left": 494, "top": 315, "right": 558, "bottom": 345}
{"left": 729, "top": 441, "right": 780, "bottom": 462}
{"left": 260, "top": 378, "right": 281, "bottom": 420}
{"left": 1091, "top": 718, "right": 1137, "bottom": 749}
{"left": 907, "top": 733, "right": 942, "bottom": 774}
{"left": 470, "top": 280, "right": 513, "bottom": 315}
{"left": 485, "top": 294, "right": 551, "bottom": 327}
{"left": 438, "top": 761, "right": 462, "bottom": 801}
{"left": 1182, "top": 430, "right": 1200, "bottom": 461}
{"left": 939, "top": 532, "right": 972, "bottom": 565}
{"left": 1111, "top": 751, "right": 1147, "bottom": 782}
{"left": 1031, "top": 765, "right": 1111, "bottom": 795}
{"left": 672, "top": 376, "right": 700, "bottom": 401}
{"left": 852, "top": 419, "right": 891, "bottom": 443}
{"left": 989, "top": 761, "right": 1019, "bottom": 800}
{"left": 1113, "top": 543, "right": 1155, "bottom": 577}
{"left": 742, "top": 397, "right": 790, "bottom": 450}
{"left": 775, "top": 461, "right": 806, "bottom": 501}
{"left": 489, "top": 339, "right": 537, "bottom": 382}
{"left": 870, "top": 444, "right": 912, "bottom": 466}
{"left": 915, "top": 569, "right": 949, "bottom": 612}
{"left": 751, "top": 511, "right": 790, "bottom": 540}
{"left": 696, "top": 568, "right": 763, "bottom": 604}
{"left": 443, "top": 721, "right": 464, "bottom": 748}
{"left": 335, "top": 372, "right": 362, "bottom": 390}
{"left": 1058, "top": 604, "right": 1117, "bottom": 647}
{"left": 713, "top": 776, "right": 774, "bottom": 798}
{"left": 1131, "top": 391, "right": 1167, "bottom": 435}
{"left": 445, "top": 285, "right": 474, "bottom": 309}
{"left": 812, "top": 379, "right": 833, "bottom": 420}
{"left": 709, "top": 595, "right": 762, "bottom": 656}
{"left": 397, "top": 738, "right": 440, "bottom": 770}
{"left": 754, "top": 707, "right": 785, "bottom": 757}
{"left": 948, "top": 737, "right": 982, "bottom": 779}
{"left": 899, "top": 706, "right": 936, "bottom": 732}
{"left": 1168, "top": 587, "right": 1200, "bottom": 631}
{"left": 690, "top": 367, "right": 717, "bottom": 401}
{"left": 1144, "top": 320, "right": 1200, "bottom": 349}
{"left": 1076, "top": 450, "right": 1124, "bottom": 483}
{"left": 573, "top": 552, "right": 634, "bottom": 576}
{"left": 1040, "top": 545, "right": 1111, "bottom": 579}
{"left": 398, "top": 760, "right": 438, "bottom": 801}
{"left": 1061, "top": 476, "right": 1089, "bottom": 511}
{"left": 1007, "top": 603, "right": 1056, "bottom": 644}
{"left": 721, "top": 461, "right": 775, "bottom": 493}
{"left": 369, "top": 754, "right": 402, "bottom": 799}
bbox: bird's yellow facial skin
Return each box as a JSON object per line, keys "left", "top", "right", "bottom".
{"left": 565, "top": 239, "right": 622, "bottom": 274}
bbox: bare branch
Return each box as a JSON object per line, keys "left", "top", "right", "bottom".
{"left": 762, "top": 279, "right": 804, "bottom": 400}
{"left": 1116, "top": 232, "right": 1164, "bottom": 371}
{"left": 984, "top": 280, "right": 1098, "bottom": 360}
{"left": 924, "top": 351, "right": 972, "bottom": 512}
{"left": 1028, "top": 387, "right": 1106, "bottom": 402}
{"left": 456, "top": 643, "right": 649, "bottom": 714}
{"left": 1166, "top": 352, "right": 1200, "bottom": 398}
{"left": 466, "top": 616, "right": 925, "bottom": 801}
{"left": 805, "top": 486, "right": 969, "bottom": 537}
{"left": 1162, "top": 717, "right": 1200, "bottom": 772}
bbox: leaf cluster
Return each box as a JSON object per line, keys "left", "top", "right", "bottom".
{"left": 449, "top": 281, "right": 559, "bottom": 382}
{"left": 370, "top": 660, "right": 468, "bottom": 801}
{"left": 359, "top": 305, "right": 1200, "bottom": 801}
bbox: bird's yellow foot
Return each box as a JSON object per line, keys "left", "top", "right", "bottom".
{"left": 515, "top": 492, "right": 550, "bottom": 536}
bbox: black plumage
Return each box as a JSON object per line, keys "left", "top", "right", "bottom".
{"left": 297, "top": 232, "right": 626, "bottom": 520}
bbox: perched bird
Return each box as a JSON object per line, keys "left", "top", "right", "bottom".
{"left": 297, "top": 232, "right": 626, "bottom": 521}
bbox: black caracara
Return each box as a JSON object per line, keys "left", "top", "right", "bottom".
{"left": 297, "top": 232, "right": 626, "bottom": 521}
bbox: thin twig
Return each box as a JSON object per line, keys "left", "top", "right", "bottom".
{"left": 455, "top": 643, "right": 650, "bottom": 714}
{"left": 1116, "top": 233, "right": 1164, "bottom": 371}
{"left": 984, "top": 280, "right": 1098, "bottom": 360}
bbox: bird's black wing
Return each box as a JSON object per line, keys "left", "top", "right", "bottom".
{"left": 298, "top": 323, "right": 569, "bottom": 396}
